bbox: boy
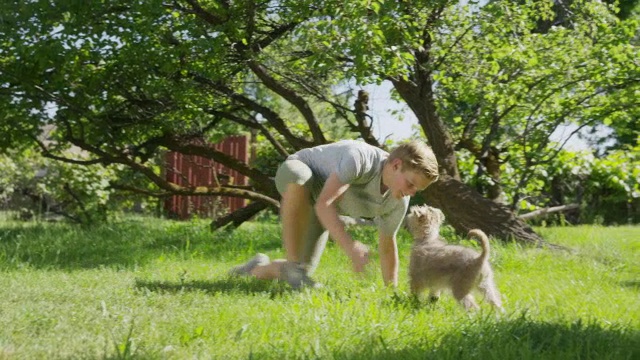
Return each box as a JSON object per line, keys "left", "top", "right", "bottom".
{"left": 230, "top": 139, "right": 439, "bottom": 288}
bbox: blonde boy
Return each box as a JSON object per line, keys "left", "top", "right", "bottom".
{"left": 230, "top": 140, "right": 439, "bottom": 288}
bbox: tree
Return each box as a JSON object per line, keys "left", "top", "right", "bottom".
{"left": 507, "top": 0, "right": 640, "bottom": 154}
{"left": 0, "top": 0, "right": 374, "bottom": 226}
{"left": 1, "top": 1, "right": 637, "bottom": 245}
{"left": 291, "top": 0, "right": 638, "bottom": 242}
{"left": 435, "top": 1, "right": 638, "bottom": 210}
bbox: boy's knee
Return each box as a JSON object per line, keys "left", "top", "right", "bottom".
{"left": 275, "top": 159, "right": 314, "bottom": 195}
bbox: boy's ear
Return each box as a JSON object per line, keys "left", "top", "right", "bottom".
{"left": 390, "top": 158, "right": 403, "bottom": 171}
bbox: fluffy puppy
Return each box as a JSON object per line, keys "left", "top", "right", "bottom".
{"left": 406, "top": 205, "right": 503, "bottom": 311}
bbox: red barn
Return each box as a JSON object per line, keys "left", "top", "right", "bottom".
{"left": 164, "top": 135, "right": 249, "bottom": 219}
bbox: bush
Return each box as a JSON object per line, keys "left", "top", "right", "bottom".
{"left": 0, "top": 149, "right": 159, "bottom": 223}
{"left": 456, "top": 142, "right": 640, "bottom": 225}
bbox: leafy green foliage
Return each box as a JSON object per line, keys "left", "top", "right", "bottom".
{"left": 3, "top": 0, "right": 325, "bottom": 162}
{"left": 0, "top": 149, "right": 158, "bottom": 223}
{"left": 544, "top": 144, "right": 640, "bottom": 224}
{"left": 1, "top": 0, "right": 638, "bottom": 228}
{"left": 0, "top": 0, "right": 367, "bottom": 223}
{"left": 435, "top": 1, "right": 638, "bottom": 196}
{"left": 0, "top": 150, "right": 37, "bottom": 205}
{"left": 292, "top": 0, "right": 639, "bottom": 221}
{"left": 459, "top": 141, "right": 640, "bottom": 224}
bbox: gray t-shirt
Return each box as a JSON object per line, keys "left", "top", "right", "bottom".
{"left": 288, "top": 140, "right": 409, "bottom": 237}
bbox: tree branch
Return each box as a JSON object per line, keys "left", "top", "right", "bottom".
{"left": 177, "top": 0, "right": 228, "bottom": 26}
{"left": 161, "top": 135, "right": 274, "bottom": 189}
{"left": 111, "top": 182, "right": 277, "bottom": 207}
{"left": 252, "top": 64, "right": 362, "bottom": 137}
{"left": 353, "top": 90, "right": 381, "bottom": 147}
{"left": 432, "top": 24, "right": 475, "bottom": 72}
{"left": 210, "top": 201, "right": 271, "bottom": 230}
{"left": 519, "top": 204, "right": 580, "bottom": 220}
{"left": 190, "top": 72, "right": 314, "bottom": 150}
{"left": 248, "top": 61, "right": 327, "bottom": 144}
{"left": 204, "top": 109, "right": 290, "bottom": 157}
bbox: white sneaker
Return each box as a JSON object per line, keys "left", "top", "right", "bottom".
{"left": 228, "top": 253, "right": 270, "bottom": 276}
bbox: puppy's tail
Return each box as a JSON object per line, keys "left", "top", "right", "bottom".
{"left": 468, "top": 229, "right": 490, "bottom": 263}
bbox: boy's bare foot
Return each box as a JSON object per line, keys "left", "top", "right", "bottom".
{"left": 228, "top": 253, "right": 270, "bottom": 276}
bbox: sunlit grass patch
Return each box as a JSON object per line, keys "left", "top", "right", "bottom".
{"left": 0, "top": 217, "right": 638, "bottom": 359}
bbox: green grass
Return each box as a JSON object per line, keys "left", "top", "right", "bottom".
{"left": 0, "top": 215, "right": 638, "bottom": 359}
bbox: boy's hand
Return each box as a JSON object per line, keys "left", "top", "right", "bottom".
{"left": 349, "top": 241, "right": 370, "bottom": 273}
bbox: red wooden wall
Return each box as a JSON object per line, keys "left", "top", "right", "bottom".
{"left": 164, "top": 135, "right": 249, "bottom": 219}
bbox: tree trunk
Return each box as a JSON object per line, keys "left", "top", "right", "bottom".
{"left": 210, "top": 201, "right": 271, "bottom": 230}
{"left": 423, "top": 175, "right": 547, "bottom": 246}
{"left": 391, "top": 78, "right": 461, "bottom": 180}
{"left": 391, "top": 70, "right": 548, "bottom": 246}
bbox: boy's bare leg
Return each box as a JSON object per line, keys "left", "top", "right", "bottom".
{"left": 280, "top": 183, "right": 312, "bottom": 263}
{"left": 251, "top": 259, "right": 320, "bottom": 289}
{"left": 250, "top": 259, "right": 286, "bottom": 280}
{"left": 232, "top": 182, "right": 319, "bottom": 288}
{"left": 228, "top": 253, "right": 270, "bottom": 276}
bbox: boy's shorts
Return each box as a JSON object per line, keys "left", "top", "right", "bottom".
{"left": 275, "top": 159, "right": 329, "bottom": 275}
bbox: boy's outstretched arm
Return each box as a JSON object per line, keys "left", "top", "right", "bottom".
{"left": 314, "top": 173, "right": 370, "bottom": 272}
{"left": 379, "top": 234, "right": 398, "bottom": 287}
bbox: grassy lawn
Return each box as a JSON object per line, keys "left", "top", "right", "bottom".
{"left": 0, "top": 215, "right": 638, "bottom": 359}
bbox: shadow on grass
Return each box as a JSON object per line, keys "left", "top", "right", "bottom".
{"left": 252, "top": 314, "right": 640, "bottom": 360}
{"left": 0, "top": 220, "right": 282, "bottom": 270}
{"left": 620, "top": 280, "right": 640, "bottom": 290}
{"left": 383, "top": 291, "right": 438, "bottom": 312}
{"left": 134, "top": 277, "right": 291, "bottom": 297}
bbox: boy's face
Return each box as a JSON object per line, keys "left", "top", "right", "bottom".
{"left": 389, "top": 159, "right": 432, "bottom": 199}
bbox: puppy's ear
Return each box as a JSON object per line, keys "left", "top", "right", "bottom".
{"left": 435, "top": 208, "right": 445, "bottom": 224}
{"left": 409, "top": 206, "right": 419, "bottom": 216}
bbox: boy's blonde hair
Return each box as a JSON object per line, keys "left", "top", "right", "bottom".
{"left": 388, "top": 140, "right": 439, "bottom": 182}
